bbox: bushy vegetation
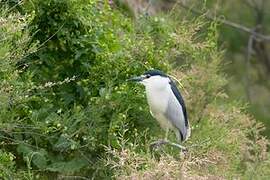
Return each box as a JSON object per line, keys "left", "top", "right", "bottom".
{"left": 1, "top": 0, "right": 270, "bottom": 179}
{"left": 189, "top": 0, "right": 270, "bottom": 137}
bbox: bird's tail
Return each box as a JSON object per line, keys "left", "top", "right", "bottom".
{"left": 184, "top": 125, "right": 191, "bottom": 142}
{"left": 176, "top": 125, "right": 191, "bottom": 142}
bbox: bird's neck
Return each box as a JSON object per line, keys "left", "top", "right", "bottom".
{"left": 145, "top": 84, "right": 170, "bottom": 114}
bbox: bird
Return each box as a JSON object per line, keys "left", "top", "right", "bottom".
{"left": 128, "top": 69, "right": 190, "bottom": 150}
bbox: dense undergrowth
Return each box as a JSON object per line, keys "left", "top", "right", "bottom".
{"left": 1, "top": 0, "right": 270, "bottom": 179}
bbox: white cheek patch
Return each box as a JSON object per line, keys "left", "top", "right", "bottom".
{"left": 142, "top": 76, "right": 170, "bottom": 89}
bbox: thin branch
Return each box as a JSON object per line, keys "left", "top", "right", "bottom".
{"left": 58, "top": 175, "right": 90, "bottom": 180}
{"left": 35, "top": 23, "right": 65, "bottom": 51}
{"left": 245, "top": 30, "right": 255, "bottom": 102}
{"left": 245, "top": 0, "right": 270, "bottom": 74}
{"left": 2, "top": 0, "right": 24, "bottom": 16}
{"left": 176, "top": 1, "right": 270, "bottom": 41}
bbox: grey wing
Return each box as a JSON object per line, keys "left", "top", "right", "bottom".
{"left": 165, "top": 91, "right": 188, "bottom": 141}
{"left": 169, "top": 79, "right": 188, "bottom": 127}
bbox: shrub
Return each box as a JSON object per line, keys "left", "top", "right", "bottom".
{"left": 0, "top": 0, "right": 269, "bottom": 179}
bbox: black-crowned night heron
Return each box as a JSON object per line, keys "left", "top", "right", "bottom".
{"left": 128, "top": 70, "right": 190, "bottom": 150}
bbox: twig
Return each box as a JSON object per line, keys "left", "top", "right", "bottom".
{"left": 169, "top": 74, "right": 190, "bottom": 96}
{"left": 18, "top": 22, "right": 65, "bottom": 63}
{"left": 2, "top": 0, "right": 24, "bottom": 16}
{"left": 245, "top": 28, "right": 256, "bottom": 102}
{"left": 35, "top": 23, "right": 65, "bottom": 51}
{"left": 176, "top": 1, "right": 270, "bottom": 41}
{"left": 58, "top": 175, "right": 90, "bottom": 180}
{"left": 27, "top": 75, "right": 77, "bottom": 92}
{"left": 243, "top": 0, "right": 270, "bottom": 76}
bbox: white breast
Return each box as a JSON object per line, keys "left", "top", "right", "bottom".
{"left": 145, "top": 85, "right": 169, "bottom": 114}
{"left": 143, "top": 76, "right": 174, "bottom": 130}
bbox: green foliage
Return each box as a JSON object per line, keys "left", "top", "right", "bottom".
{"left": 0, "top": 150, "right": 16, "bottom": 179}
{"left": 0, "top": 0, "right": 270, "bottom": 179}
{"left": 193, "top": 0, "right": 270, "bottom": 137}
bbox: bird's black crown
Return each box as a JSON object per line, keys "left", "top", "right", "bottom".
{"left": 144, "top": 69, "right": 167, "bottom": 77}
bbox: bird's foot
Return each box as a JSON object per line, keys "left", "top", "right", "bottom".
{"left": 150, "top": 139, "right": 168, "bottom": 150}
{"left": 150, "top": 139, "right": 188, "bottom": 152}
{"left": 168, "top": 142, "right": 188, "bottom": 152}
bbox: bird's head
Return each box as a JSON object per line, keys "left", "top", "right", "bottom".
{"left": 128, "top": 70, "right": 170, "bottom": 89}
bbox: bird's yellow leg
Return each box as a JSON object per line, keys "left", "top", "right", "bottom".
{"left": 165, "top": 128, "right": 169, "bottom": 141}
{"left": 150, "top": 127, "right": 187, "bottom": 152}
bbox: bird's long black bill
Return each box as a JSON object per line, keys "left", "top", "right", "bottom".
{"left": 127, "top": 76, "right": 144, "bottom": 82}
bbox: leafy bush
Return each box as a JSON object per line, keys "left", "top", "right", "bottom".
{"left": 0, "top": 150, "right": 16, "bottom": 179}
{"left": 0, "top": 0, "right": 269, "bottom": 179}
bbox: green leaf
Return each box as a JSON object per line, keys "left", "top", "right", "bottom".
{"left": 53, "top": 134, "right": 72, "bottom": 151}
{"left": 17, "top": 144, "right": 48, "bottom": 169}
{"left": 46, "top": 157, "right": 88, "bottom": 173}
{"left": 32, "top": 149, "right": 48, "bottom": 169}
